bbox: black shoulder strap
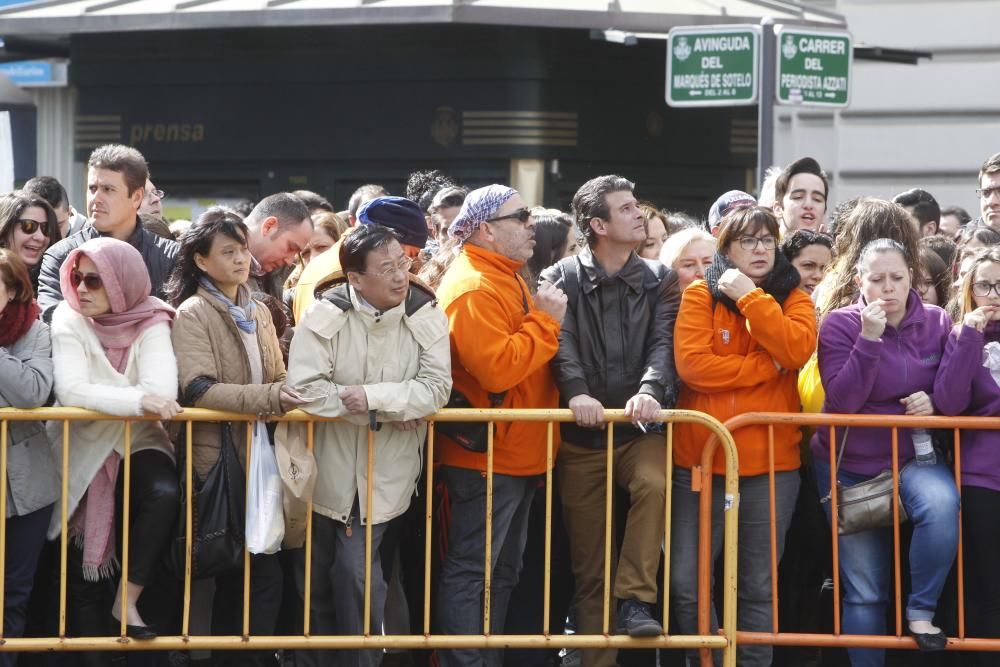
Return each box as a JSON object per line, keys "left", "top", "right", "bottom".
{"left": 561, "top": 257, "right": 581, "bottom": 305}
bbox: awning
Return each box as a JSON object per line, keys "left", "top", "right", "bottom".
{"left": 0, "top": 0, "right": 845, "bottom": 37}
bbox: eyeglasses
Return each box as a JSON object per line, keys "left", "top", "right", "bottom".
{"left": 368, "top": 255, "right": 414, "bottom": 279}
{"left": 70, "top": 270, "right": 104, "bottom": 291}
{"left": 17, "top": 218, "right": 49, "bottom": 237}
{"left": 148, "top": 189, "right": 166, "bottom": 201}
{"left": 737, "top": 235, "right": 777, "bottom": 251}
{"left": 972, "top": 281, "right": 1000, "bottom": 298}
{"left": 485, "top": 208, "right": 532, "bottom": 224}
{"left": 976, "top": 186, "right": 1000, "bottom": 200}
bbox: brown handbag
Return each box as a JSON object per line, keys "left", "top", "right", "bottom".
{"left": 820, "top": 427, "right": 910, "bottom": 536}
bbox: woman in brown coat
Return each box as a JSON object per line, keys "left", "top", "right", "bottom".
{"left": 166, "top": 207, "right": 307, "bottom": 666}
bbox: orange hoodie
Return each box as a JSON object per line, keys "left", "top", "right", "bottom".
{"left": 435, "top": 244, "right": 561, "bottom": 476}
{"left": 674, "top": 282, "right": 817, "bottom": 476}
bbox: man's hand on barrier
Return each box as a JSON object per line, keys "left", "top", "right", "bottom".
{"left": 900, "top": 391, "right": 933, "bottom": 416}
{"left": 279, "top": 385, "right": 312, "bottom": 413}
{"left": 339, "top": 385, "right": 369, "bottom": 414}
{"left": 535, "top": 280, "right": 568, "bottom": 323}
{"left": 141, "top": 394, "right": 183, "bottom": 420}
{"left": 392, "top": 419, "right": 424, "bottom": 431}
{"left": 568, "top": 394, "right": 605, "bottom": 429}
{"left": 625, "top": 392, "right": 661, "bottom": 427}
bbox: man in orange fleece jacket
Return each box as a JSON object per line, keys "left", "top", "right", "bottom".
{"left": 434, "top": 184, "right": 567, "bottom": 667}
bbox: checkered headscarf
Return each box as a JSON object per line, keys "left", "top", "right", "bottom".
{"left": 447, "top": 184, "right": 517, "bottom": 243}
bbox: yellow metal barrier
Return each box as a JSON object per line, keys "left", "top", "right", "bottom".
{"left": 0, "top": 406, "right": 739, "bottom": 664}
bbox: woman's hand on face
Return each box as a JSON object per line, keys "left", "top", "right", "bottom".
{"left": 141, "top": 394, "right": 183, "bottom": 420}
{"left": 717, "top": 268, "right": 756, "bottom": 301}
{"left": 860, "top": 299, "right": 888, "bottom": 341}
{"left": 963, "top": 305, "right": 1000, "bottom": 333}
{"left": 900, "top": 391, "right": 934, "bottom": 416}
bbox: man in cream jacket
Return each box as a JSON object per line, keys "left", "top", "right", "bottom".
{"left": 283, "top": 218, "right": 451, "bottom": 667}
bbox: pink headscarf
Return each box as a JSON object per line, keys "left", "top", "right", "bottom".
{"left": 60, "top": 237, "right": 175, "bottom": 373}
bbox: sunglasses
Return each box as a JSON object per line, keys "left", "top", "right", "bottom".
{"left": 70, "top": 270, "right": 104, "bottom": 291}
{"left": 485, "top": 207, "right": 532, "bottom": 224}
{"left": 17, "top": 218, "right": 50, "bottom": 237}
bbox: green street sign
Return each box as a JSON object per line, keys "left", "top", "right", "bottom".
{"left": 775, "top": 26, "right": 852, "bottom": 107}
{"left": 666, "top": 26, "right": 760, "bottom": 107}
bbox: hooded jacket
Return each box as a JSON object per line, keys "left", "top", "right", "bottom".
{"left": 540, "top": 247, "right": 680, "bottom": 449}
{"left": 934, "top": 320, "right": 1000, "bottom": 491}
{"left": 674, "top": 253, "right": 816, "bottom": 476}
{"left": 282, "top": 281, "right": 451, "bottom": 527}
{"left": 435, "top": 243, "right": 561, "bottom": 476}
{"left": 810, "top": 289, "right": 952, "bottom": 477}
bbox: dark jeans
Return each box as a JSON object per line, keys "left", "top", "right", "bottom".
{"left": 435, "top": 466, "right": 537, "bottom": 667}
{"left": 2, "top": 504, "right": 53, "bottom": 667}
{"left": 212, "top": 552, "right": 282, "bottom": 667}
{"left": 670, "top": 467, "right": 800, "bottom": 667}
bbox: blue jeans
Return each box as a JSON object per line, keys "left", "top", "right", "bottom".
{"left": 813, "top": 456, "right": 959, "bottom": 667}
{"left": 435, "top": 466, "right": 537, "bottom": 667}
{"left": 670, "top": 467, "right": 800, "bottom": 667}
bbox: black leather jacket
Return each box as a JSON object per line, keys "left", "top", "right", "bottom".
{"left": 540, "top": 248, "right": 680, "bottom": 449}
{"left": 37, "top": 217, "right": 179, "bottom": 322}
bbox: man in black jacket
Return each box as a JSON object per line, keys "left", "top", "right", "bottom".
{"left": 540, "top": 175, "right": 679, "bottom": 667}
{"left": 37, "top": 144, "right": 178, "bottom": 322}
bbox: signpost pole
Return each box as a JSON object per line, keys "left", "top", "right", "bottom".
{"left": 756, "top": 17, "right": 776, "bottom": 189}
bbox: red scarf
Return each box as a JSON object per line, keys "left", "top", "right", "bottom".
{"left": 0, "top": 300, "right": 40, "bottom": 347}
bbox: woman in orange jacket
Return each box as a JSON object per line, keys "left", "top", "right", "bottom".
{"left": 669, "top": 205, "right": 817, "bottom": 666}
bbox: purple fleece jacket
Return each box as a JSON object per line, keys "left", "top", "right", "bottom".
{"left": 810, "top": 290, "right": 953, "bottom": 476}
{"left": 935, "top": 320, "right": 1000, "bottom": 492}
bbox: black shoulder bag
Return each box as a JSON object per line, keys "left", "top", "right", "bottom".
{"left": 164, "top": 422, "right": 246, "bottom": 579}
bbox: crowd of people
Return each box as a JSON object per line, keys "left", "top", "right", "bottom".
{"left": 2, "top": 143, "right": 1000, "bottom": 667}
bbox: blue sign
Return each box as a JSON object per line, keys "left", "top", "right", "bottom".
{"left": 0, "top": 60, "right": 60, "bottom": 86}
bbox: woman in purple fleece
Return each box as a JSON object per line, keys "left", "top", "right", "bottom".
{"left": 811, "top": 238, "right": 959, "bottom": 665}
{"left": 936, "top": 246, "right": 1000, "bottom": 663}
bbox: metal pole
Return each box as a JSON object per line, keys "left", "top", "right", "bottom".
{"left": 757, "top": 17, "right": 776, "bottom": 188}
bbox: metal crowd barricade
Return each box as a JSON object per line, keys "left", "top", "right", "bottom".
{"left": 703, "top": 411, "right": 1000, "bottom": 656}
{"left": 0, "top": 406, "right": 740, "bottom": 664}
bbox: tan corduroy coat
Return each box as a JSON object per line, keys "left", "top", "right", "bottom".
{"left": 172, "top": 286, "right": 287, "bottom": 479}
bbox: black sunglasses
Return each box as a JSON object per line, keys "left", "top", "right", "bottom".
{"left": 70, "top": 270, "right": 103, "bottom": 291}
{"left": 17, "top": 218, "right": 50, "bottom": 237}
{"left": 485, "top": 207, "right": 532, "bottom": 224}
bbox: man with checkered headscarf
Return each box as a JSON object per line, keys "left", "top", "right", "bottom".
{"left": 434, "top": 185, "right": 567, "bottom": 667}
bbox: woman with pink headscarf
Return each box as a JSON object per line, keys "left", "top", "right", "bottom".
{"left": 47, "top": 237, "right": 181, "bottom": 651}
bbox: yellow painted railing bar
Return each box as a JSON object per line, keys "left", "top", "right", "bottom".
{"left": 59, "top": 419, "right": 69, "bottom": 638}
{"left": 483, "top": 421, "right": 495, "bottom": 635}
{"left": 363, "top": 425, "right": 375, "bottom": 636}
{"left": 602, "top": 422, "right": 613, "bottom": 635}
{"left": 0, "top": 633, "right": 730, "bottom": 651}
{"left": 423, "top": 421, "right": 434, "bottom": 636}
{"left": 303, "top": 420, "right": 315, "bottom": 637}
{"left": 118, "top": 420, "right": 132, "bottom": 638}
{"left": 243, "top": 424, "right": 252, "bottom": 639}
{"left": 662, "top": 422, "right": 673, "bottom": 631}
{"left": 182, "top": 420, "right": 193, "bottom": 636}
{"left": 543, "top": 420, "right": 553, "bottom": 636}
